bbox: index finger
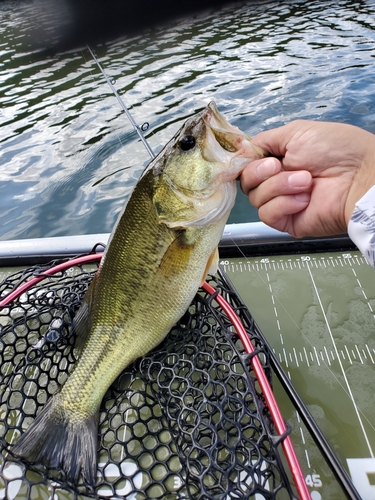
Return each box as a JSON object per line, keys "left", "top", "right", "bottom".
{"left": 251, "top": 121, "right": 305, "bottom": 157}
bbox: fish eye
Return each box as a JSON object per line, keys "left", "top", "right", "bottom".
{"left": 179, "top": 135, "right": 196, "bottom": 151}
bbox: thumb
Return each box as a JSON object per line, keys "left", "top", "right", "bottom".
{"left": 240, "top": 157, "right": 282, "bottom": 195}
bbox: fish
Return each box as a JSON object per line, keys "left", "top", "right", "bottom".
{"left": 11, "top": 102, "right": 268, "bottom": 486}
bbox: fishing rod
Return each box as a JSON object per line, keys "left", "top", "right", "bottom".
{"left": 87, "top": 45, "right": 155, "bottom": 160}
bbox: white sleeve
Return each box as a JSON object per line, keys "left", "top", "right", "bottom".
{"left": 347, "top": 185, "right": 375, "bottom": 268}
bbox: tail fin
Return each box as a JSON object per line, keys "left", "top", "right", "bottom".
{"left": 11, "top": 394, "right": 98, "bottom": 486}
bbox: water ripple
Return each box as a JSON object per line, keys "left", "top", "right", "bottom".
{"left": 1, "top": 0, "right": 375, "bottom": 238}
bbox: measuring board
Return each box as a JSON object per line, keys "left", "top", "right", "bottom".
{"left": 223, "top": 250, "right": 375, "bottom": 500}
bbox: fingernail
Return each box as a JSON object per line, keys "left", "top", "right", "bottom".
{"left": 294, "top": 192, "right": 310, "bottom": 202}
{"left": 288, "top": 171, "right": 311, "bottom": 188}
{"left": 256, "top": 158, "right": 278, "bottom": 178}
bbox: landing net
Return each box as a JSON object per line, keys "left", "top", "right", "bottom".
{"left": 0, "top": 254, "right": 298, "bottom": 499}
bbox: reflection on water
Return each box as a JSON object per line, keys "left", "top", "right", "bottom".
{"left": 1, "top": 0, "right": 375, "bottom": 240}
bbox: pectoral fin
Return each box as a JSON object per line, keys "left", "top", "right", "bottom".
{"left": 201, "top": 247, "right": 219, "bottom": 285}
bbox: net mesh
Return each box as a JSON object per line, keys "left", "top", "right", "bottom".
{"left": 0, "top": 256, "right": 296, "bottom": 499}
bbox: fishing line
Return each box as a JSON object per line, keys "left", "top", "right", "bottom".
{"left": 219, "top": 260, "right": 362, "bottom": 500}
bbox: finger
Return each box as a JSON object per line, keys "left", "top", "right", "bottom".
{"left": 258, "top": 193, "right": 311, "bottom": 235}
{"left": 248, "top": 170, "right": 312, "bottom": 208}
{"left": 240, "top": 157, "right": 282, "bottom": 194}
{"left": 251, "top": 121, "right": 304, "bottom": 157}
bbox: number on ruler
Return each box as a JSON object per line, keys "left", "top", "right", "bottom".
{"left": 305, "top": 474, "right": 322, "bottom": 487}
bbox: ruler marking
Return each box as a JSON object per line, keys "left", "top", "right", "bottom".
{"left": 303, "top": 347, "right": 310, "bottom": 367}
{"left": 345, "top": 345, "right": 353, "bottom": 365}
{"left": 324, "top": 345, "right": 331, "bottom": 365}
{"left": 305, "top": 449, "right": 311, "bottom": 469}
{"left": 313, "top": 346, "right": 320, "bottom": 366}
{"left": 355, "top": 345, "right": 364, "bottom": 364}
{"left": 366, "top": 344, "right": 374, "bottom": 364}
{"left": 283, "top": 348, "right": 289, "bottom": 367}
{"left": 293, "top": 347, "right": 299, "bottom": 367}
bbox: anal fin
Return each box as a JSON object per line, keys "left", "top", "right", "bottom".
{"left": 200, "top": 247, "right": 219, "bottom": 286}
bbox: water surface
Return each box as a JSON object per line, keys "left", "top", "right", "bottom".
{"left": 1, "top": 0, "right": 375, "bottom": 240}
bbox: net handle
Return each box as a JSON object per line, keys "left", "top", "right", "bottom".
{"left": 0, "top": 254, "right": 310, "bottom": 499}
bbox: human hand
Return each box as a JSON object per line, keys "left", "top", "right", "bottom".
{"left": 240, "top": 120, "right": 375, "bottom": 237}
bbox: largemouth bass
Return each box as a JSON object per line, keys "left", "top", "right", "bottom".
{"left": 12, "top": 102, "right": 267, "bottom": 485}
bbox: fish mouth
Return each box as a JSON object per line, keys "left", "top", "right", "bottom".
{"left": 201, "top": 102, "right": 269, "bottom": 181}
{"left": 203, "top": 102, "right": 247, "bottom": 153}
